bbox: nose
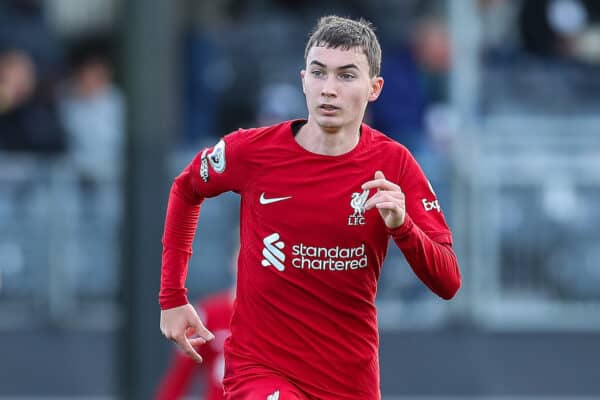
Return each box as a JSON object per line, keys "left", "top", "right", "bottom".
{"left": 320, "top": 75, "right": 337, "bottom": 98}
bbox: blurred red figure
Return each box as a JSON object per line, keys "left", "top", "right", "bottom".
{"left": 156, "top": 288, "right": 234, "bottom": 400}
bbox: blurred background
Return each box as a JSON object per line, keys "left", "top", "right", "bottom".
{"left": 1, "top": 0, "right": 599, "bottom": 399}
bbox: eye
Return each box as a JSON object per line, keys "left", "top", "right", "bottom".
{"left": 339, "top": 72, "right": 355, "bottom": 80}
{"left": 311, "top": 69, "right": 325, "bottom": 78}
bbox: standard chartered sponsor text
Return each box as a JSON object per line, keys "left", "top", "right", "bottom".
{"left": 291, "top": 243, "right": 368, "bottom": 271}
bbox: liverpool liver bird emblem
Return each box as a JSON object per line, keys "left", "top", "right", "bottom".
{"left": 350, "top": 189, "right": 369, "bottom": 218}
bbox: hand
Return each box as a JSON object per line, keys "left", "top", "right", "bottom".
{"left": 160, "top": 303, "right": 215, "bottom": 363}
{"left": 362, "top": 170, "right": 406, "bottom": 229}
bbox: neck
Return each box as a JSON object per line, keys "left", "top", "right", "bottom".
{"left": 295, "top": 117, "right": 361, "bottom": 156}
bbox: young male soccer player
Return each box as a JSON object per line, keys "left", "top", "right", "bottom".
{"left": 159, "top": 15, "right": 461, "bottom": 400}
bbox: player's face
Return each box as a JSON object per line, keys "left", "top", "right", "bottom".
{"left": 301, "top": 46, "right": 383, "bottom": 131}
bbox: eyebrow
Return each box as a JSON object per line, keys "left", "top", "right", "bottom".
{"left": 310, "top": 60, "right": 360, "bottom": 71}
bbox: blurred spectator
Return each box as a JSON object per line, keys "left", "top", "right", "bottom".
{"left": 367, "top": 40, "right": 427, "bottom": 153}
{"left": 370, "top": 16, "right": 452, "bottom": 154}
{"left": 0, "top": 0, "right": 64, "bottom": 88}
{"left": 213, "top": 40, "right": 262, "bottom": 137}
{"left": 58, "top": 36, "right": 125, "bottom": 182}
{"left": 0, "top": 0, "right": 66, "bottom": 153}
{"left": 181, "top": 29, "right": 260, "bottom": 143}
{"left": 0, "top": 50, "right": 35, "bottom": 112}
{"left": 181, "top": 32, "right": 222, "bottom": 144}
{"left": 412, "top": 17, "right": 451, "bottom": 104}
{"left": 479, "top": 0, "right": 600, "bottom": 114}
{"left": 519, "top": 0, "right": 600, "bottom": 64}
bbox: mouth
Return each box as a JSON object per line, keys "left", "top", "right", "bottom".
{"left": 318, "top": 104, "right": 340, "bottom": 113}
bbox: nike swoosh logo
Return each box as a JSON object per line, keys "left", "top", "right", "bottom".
{"left": 259, "top": 192, "right": 292, "bottom": 205}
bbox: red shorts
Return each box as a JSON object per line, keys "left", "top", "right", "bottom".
{"left": 224, "top": 374, "right": 308, "bottom": 400}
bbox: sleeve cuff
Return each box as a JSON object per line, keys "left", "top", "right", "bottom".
{"left": 159, "top": 290, "right": 189, "bottom": 310}
{"left": 386, "top": 214, "right": 415, "bottom": 240}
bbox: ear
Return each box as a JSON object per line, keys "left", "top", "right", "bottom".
{"left": 300, "top": 69, "right": 306, "bottom": 94}
{"left": 367, "top": 76, "right": 384, "bottom": 102}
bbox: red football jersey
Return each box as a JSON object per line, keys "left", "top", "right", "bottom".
{"left": 156, "top": 290, "right": 233, "bottom": 400}
{"left": 160, "top": 120, "right": 460, "bottom": 400}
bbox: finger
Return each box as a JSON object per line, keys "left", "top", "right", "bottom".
{"left": 364, "top": 193, "right": 381, "bottom": 210}
{"left": 373, "top": 171, "right": 385, "bottom": 193}
{"left": 177, "top": 335, "right": 204, "bottom": 363}
{"left": 365, "top": 191, "right": 404, "bottom": 210}
{"left": 185, "top": 326, "right": 209, "bottom": 350}
{"left": 371, "top": 170, "right": 388, "bottom": 192}
{"left": 362, "top": 178, "right": 401, "bottom": 192}
{"left": 375, "top": 201, "right": 399, "bottom": 210}
{"left": 364, "top": 191, "right": 384, "bottom": 210}
{"left": 191, "top": 319, "right": 215, "bottom": 342}
{"left": 189, "top": 337, "right": 207, "bottom": 347}
{"left": 366, "top": 190, "right": 404, "bottom": 202}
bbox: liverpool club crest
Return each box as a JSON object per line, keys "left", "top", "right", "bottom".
{"left": 348, "top": 189, "right": 369, "bottom": 226}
